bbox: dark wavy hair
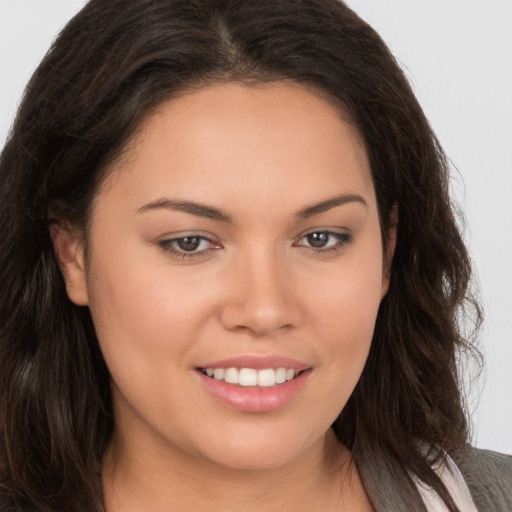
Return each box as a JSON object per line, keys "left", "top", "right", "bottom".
{"left": 0, "top": 0, "right": 481, "bottom": 510}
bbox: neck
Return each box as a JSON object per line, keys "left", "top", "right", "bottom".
{"left": 102, "top": 429, "right": 367, "bottom": 512}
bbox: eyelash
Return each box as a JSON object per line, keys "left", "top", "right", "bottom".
{"left": 158, "top": 230, "right": 352, "bottom": 260}
{"left": 158, "top": 236, "right": 218, "bottom": 260}
{"left": 295, "top": 231, "right": 353, "bottom": 254}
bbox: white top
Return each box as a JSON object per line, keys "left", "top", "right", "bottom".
{"left": 413, "top": 453, "right": 478, "bottom": 511}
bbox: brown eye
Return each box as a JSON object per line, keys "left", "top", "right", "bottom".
{"left": 295, "top": 230, "right": 352, "bottom": 253}
{"left": 158, "top": 234, "right": 220, "bottom": 260}
{"left": 176, "top": 236, "right": 201, "bottom": 252}
{"left": 306, "top": 232, "right": 329, "bottom": 248}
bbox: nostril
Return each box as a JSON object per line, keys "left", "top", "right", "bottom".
{"left": 219, "top": 299, "right": 294, "bottom": 336}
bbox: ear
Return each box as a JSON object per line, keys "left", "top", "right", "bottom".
{"left": 50, "top": 222, "right": 89, "bottom": 306}
{"left": 381, "top": 203, "right": 398, "bottom": 298}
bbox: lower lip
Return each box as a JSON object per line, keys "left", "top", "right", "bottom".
{"left": 197, "top": 369, "right": 311, "bottom": 413}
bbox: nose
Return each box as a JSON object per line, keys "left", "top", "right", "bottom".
{"left": 219, "top": 247, "right": 300, "bottom": 337}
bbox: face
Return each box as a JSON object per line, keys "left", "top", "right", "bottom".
{"left": 58, "top": 83, "right": 393, "bottom": 472}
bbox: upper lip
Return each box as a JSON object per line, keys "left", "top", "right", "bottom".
{"left": 197, "top": 355, "right": 311, "bottom": 371}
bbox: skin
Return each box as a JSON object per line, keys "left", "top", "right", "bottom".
{"left": 55, "top": 82, "right": 395, "bottom": 511}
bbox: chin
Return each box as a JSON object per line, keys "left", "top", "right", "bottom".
{"left": 193, "top": 427, "right": 321, "bottom": 472}
{"left": 206, "top": 449, "right": 298, "bottom": 472}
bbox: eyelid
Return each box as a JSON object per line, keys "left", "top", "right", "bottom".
{"left": 293, "top": 228, "right": 353, "bottom": 252}
{"left": 157, "top": 232, "right": 221, "bottom": 260}
{"left": 156, "top": 228, "right": 352, "bottom": 261}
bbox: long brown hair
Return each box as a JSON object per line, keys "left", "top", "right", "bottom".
{"left": 0, "top": 1, "right": 481, "bottom": 510}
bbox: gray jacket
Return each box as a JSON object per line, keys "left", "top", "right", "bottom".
{"left": 459, "top": 448, "right": 512, "bottom": 512}
{"left": 358, "top": 446, "right": 512, "bottom": 511}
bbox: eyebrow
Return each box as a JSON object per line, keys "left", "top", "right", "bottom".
{"left": 296, "top": 193, "right": 367, "bottom": 219}
{"left": 137, "top": 193, "right": 367, "bottom": 222}
{"left": 137, "top": 198, "right": 232, "bottom": 222}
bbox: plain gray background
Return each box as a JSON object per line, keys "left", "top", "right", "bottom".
{"left": 1, "top": 0, "right": 511, "bottom": 454}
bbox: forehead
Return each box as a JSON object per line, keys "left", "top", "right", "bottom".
{"left": 97, "top": 82, "right": 375, "bottom": 217}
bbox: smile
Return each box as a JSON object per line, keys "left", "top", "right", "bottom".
{"left": 199, "top": 367, "right": 301, "bottom": 387}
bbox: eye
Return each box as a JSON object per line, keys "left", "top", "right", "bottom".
{"left": 158, "top": 235, "right": 220, "bottom": 259}
{"left": 174, "top": 236, "right": 205, "bottom": 252}
{"left": 295, "top": 230, "right": 352, "bottom": 252}
{"left": 305, "top": 232, "right": 331, "bottom": 248}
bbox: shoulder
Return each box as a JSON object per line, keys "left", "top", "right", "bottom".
{"left": 454, "top": 445, "right": 512, "bottom": 512}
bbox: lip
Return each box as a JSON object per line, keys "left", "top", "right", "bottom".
{"left": 195, "top": 355, "right": 312, "bottom": 413}
{"left": 196, "top": 355, "right": 311, "bottom": 372}
{"left": 196, "top": 368, "right": 312, "bottom": 413}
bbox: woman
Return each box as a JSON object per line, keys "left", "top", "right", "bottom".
{"left": 0, "top": 0, "right": 510, "bottom": 510}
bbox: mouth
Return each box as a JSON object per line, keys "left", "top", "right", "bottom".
{"left": 196, "top": 365, "right": 312, "bottom": 412}
{"left": 198, "top": 367, "right": 306, "bottom": 388}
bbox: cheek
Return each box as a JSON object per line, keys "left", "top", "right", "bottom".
{"left": 84, "top": 248, "right": 209, "bottom": 386}
{"left": 311, "top": 244, "right": 384, "bottom": 338}
{"left": 306, "top": 239, "right": 384, "bottom": 396}
{"left": 84, "top": 255, "right": 219, "bottom": 438}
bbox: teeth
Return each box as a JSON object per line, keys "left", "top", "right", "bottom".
{"left": 213, "top": 368, "right": 225, "bottom": 380}
{"left": 224, "top": 367, "right": 239, "bottom": 384}
{"left": 275, "top": 367, "right": 287, "bottom": 384}
{"left": 202, "top": 367, "right": 301, "bottom": 387}
{"left": 239, "top": 368, "right": 257, "bottom": 386}
{"left": 257, "top": 368, "right": 276, "bottom": 387}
